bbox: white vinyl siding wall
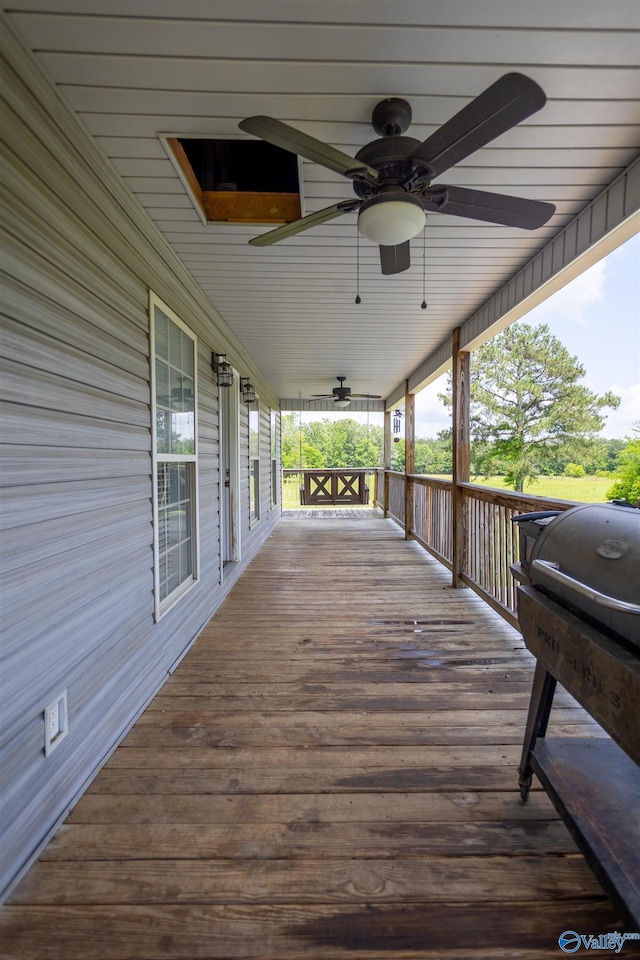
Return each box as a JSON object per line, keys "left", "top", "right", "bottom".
{"left": 0, "top": 27, "right": 281, "bottom": 900}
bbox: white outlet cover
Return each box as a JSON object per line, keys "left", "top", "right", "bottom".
{"left": 44, "top": 690, "right": 68, "bottom": 756}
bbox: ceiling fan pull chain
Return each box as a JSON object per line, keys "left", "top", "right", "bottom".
{"left": 421, "top": 224, "right": 428, "bottom": 310}
{"left": 355, "top": 227, "right": 362, "bottom": 303}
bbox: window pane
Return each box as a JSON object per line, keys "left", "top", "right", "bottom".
{"left": 168, "top": 320, "right": 184, "bottom": 370}
{"left": 250, "top": 458, "right": 260, "bottom": 523}
{"left": 155, "top": 310, "right": 169, "bottom": 360}
{"left": 250, "top": 406, "right": 259, "bottom": 458}
{"left": 155, "top": 359, "right": 169, "bottom": 409}
{"left": 157, "top": 462, "right": 193, "bottom": 603}
{"left": 155, "top": 310, "right": 196, "bottom": 456}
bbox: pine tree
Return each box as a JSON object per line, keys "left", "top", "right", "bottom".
{"left": 466, "top": 323, "right": 620, "bottom": 491}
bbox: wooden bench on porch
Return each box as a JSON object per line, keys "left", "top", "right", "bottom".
{"left": 300, "top": 469, "right": 370, "bottom": 506}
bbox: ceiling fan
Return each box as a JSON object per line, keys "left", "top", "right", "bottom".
{"left": 239, "top": 73, "right": 555, "bottom": 275}
{"left": 310, "top": 376, "right": 382, "bottom": 408}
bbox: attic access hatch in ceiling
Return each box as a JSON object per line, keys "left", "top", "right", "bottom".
{"left": 165, "top": 137, "right": 302, "bottom": 226}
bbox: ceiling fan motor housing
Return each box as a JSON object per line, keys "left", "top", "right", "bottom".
{"left": 354, "top": 136, "right": 431, "bottom": 198}
{"left": 332, "top": 376, "right": 350, "bottom": 399}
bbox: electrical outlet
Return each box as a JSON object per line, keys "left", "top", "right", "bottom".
{"left": 44, "top": 690, "right": 68, "bottom": 756}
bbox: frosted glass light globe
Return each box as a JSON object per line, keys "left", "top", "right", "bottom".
{"left": 358, "top": 195, "right": 425, "bottom": 246}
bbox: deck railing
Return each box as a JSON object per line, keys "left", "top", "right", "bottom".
{"left": 387, "top": 471, "right": 406, "bottom": 526}
{"left": 412, "top": 476, "right": 453, "bottom": 569}
{"left": 379, "top": 471, "right": 577, "bottom": 628}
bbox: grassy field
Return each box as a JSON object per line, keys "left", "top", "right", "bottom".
{"left": 470, "top": 474, "right": 613, "bottom": 502}
{"left": 282, "top": 472, "right": 613, "bottom": 507}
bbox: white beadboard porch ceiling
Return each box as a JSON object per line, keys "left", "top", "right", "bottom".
{"left": 5, "top": 0, "right": 640, "bottom": 406}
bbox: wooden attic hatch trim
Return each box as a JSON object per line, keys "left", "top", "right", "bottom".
{"left": 166, "top": 137, "right": 301, "bottom": 225}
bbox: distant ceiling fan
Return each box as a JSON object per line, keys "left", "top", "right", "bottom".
{"left": 239, "top": 73, "right": 555, "bottom": 275}
{"left": 310, "top": 376, "right": 382, "bottom": 408}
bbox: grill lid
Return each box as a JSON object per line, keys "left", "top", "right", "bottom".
{"left": 529, "top": 503, "right": 640, "bottom": 650}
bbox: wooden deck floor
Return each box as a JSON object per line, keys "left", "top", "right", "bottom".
{"left": 2, "top": 516, "right": 634, "bottom": 959}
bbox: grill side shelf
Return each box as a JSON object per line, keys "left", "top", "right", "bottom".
{"left": 517, "top": 584, "right": 640, "bottom": 928}
{"left": 530, "top": 737, "right": 640, "bottom": 928}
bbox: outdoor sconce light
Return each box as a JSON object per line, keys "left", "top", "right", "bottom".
{"left": 240, "top": 377, "right": 256, "bottom": 404}
{"left": 212, "top": 352, "right": 234, "bottom": 388}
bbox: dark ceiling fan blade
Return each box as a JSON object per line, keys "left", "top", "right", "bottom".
{"left": 349, "top": 393, "right": 383, "bottom": 399}
{"left": 422, "top": 185, "right": 555, "bottom": 229}
{"left": 380, "top": 241, "right": 411, "bottom": 275}
{"left": 248, "top": 200, "right": 360, "bottom": 246}
{"left": 239, "top": 116, "right": 379, "bottom": 184}
{"left": 409, "top": 73, "right": 547, "bottom": 179}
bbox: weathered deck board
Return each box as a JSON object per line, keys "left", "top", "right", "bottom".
{"left": 1, "top": 516, "right": 635, "bottom": 959}
{"left": 40, "top": 819, "right": 577, "bottom": 861}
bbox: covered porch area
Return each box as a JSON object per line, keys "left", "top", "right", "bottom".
{"left": 1, "top": 513, "right": 628, "bottom": 960}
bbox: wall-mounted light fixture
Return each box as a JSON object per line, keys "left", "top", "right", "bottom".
{"left": 212, "top": 352, "right": 234, "bottom": 388}
{"left": 240, "top": 377, "right": 256, "bottom": 404}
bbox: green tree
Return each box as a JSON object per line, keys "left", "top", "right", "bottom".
{"left": 281, "top": 413, "right": 303, "bottom": 467}
{"left": 606, "top": 424, "right": 640, "bottom": 505}
{"left": 279, "top": 414, "right": 383, "bottom": 468}
{"left": 301, "top": 443, "right": 324, "bottom": 468}
{"left": 463, "top": 323, "right": 620, "bottom": 491}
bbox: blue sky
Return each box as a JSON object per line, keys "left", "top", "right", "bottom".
{"left": 415, "top": 232, "right": 640, "bottom": 440}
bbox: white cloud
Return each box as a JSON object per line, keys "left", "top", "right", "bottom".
{"left": 414, "top": 376, "right": 451, "bottom": 437}
{"left": 530, "top": 257, "right": 607, "bottom": 325}
{"left": 600, "top": 383, "right": 640, "bottom": 439}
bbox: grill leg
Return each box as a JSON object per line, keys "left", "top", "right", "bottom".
{"left": 518, "top": 661, "right": 557, "bottom": 801}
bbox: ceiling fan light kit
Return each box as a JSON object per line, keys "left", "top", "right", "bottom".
{"left": 357, "top": 192, "right": 426, "bottom": 246}
{"left": 239, "top": 73, "right": 555, "bottom": 275}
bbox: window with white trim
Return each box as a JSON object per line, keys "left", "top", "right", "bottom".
{"left": 249, "top": 400, "right": 260, "bottom": 525}
{"left": 150, "top": 294, "right": 199, "bottom": 618}
{"left": 270, "top": 409, "right": 278, "bottom": 507}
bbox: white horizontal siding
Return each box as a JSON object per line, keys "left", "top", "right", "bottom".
{"left": 0, "top": 25, "right": 281, "bottom": 900}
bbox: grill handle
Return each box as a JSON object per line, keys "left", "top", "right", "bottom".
{"left": 531, "top": 559, "right": 640, "bottom": 615}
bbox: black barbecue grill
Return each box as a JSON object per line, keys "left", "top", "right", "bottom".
{"left": 512, "top": 503, "right": 640, "bottom": 926}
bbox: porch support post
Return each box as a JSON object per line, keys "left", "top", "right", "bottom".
{"left": 404, "top": 383, "right": 415, "bottom": 540}
{"left": 383, "top": 409, "right": 391, "bottom": 516}
{"left": 452, "top": 327, "right": 470, "bottom": 587}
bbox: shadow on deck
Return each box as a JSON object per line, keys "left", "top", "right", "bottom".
{"left": 1, "top": 516, "right": 633, "bottom": 959}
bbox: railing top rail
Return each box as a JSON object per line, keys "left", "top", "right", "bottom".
{"left": 408, "top": 474, "right": 453, "bottom": 490}
{"left": 382, "top": 471, "right": 579, "bottom": 512}
{"left": 282, "top": 467, "right": 378, "bottom": 474}
{"left": 457, "top": 481, "right": 577, "bottom": 511}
